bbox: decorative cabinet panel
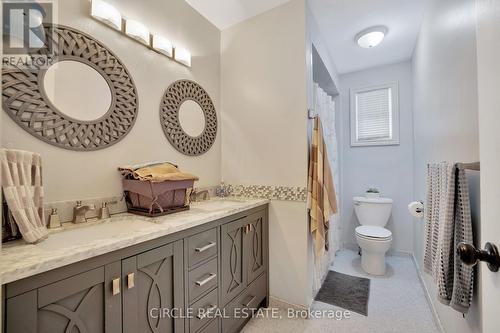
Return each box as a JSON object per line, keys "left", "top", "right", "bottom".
{"left": 122, "top": 240, "right": 184, "bottom": 333}
{"left": 5, "top": 264, "right": 121, "bottom": 333}
{"left": 245, "top": 212, "right": 267, "bottom": 284}
{"left": 220, "top": 210, "right": 268, "bottom": 307}
{"left": 220, "top": 217, "right": 248, "bottom": 306}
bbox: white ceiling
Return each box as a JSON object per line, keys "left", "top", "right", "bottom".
{"left": 309, "top": 0, "right": 428, "bottom": 74}
{"left": 185, "top": 0, "right": 290, "bottom": 30}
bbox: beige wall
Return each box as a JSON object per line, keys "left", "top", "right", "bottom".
{"left": 1, "top": 0, "right": 221, "bottom": 203}
{"left": 221, "top": 0, "right": 310, "bottom": 307}
{"left": 412, "top": 0, "right": 480, "bottom": 331}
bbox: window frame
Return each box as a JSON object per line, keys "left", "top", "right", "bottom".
{"left": 349, "top": 81, "right": 400, "bottom": 147}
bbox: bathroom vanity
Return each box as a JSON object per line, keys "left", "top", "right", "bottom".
{"left": 1, "top": 199, "right": 269, "bottom": 333}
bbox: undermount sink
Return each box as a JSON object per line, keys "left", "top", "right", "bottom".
{"left": 36, "top": 218, "right": 157, "bottom": 251}
{"left": 192, "top": 199, "right": 246, "bottom": 212}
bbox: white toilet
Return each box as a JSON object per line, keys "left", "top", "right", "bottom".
{"left": 353, "top": 196, "right": 393, "bottom": 275}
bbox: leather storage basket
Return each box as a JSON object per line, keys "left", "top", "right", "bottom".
{"left": 122, "top": 179, "right": 194, "bottom": 217}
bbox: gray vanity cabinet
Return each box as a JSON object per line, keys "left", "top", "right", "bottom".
{"left": 5, "top": 263, "right": 122, "bottom": 333}
{"left": 3, "top": 204, "right": 269, "bottom": 333}
{"left": 221, "top": 211, "right": 268, "bottom": 307}
{"left": 220, "top": 211, "right": 268, "bottom": 333}
{"left": 122, "top": 240, "right": 184, "bottom": 333}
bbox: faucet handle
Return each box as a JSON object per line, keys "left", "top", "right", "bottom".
{"left": 100, "top": 201, "right": 117, "bottom": 219}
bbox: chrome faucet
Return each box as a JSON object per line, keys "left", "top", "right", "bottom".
{"left": 73, "top": 201, "right": 96, "bottom": 224}
{"left": 190, "top": 189, "right": 210, "bottom": 202}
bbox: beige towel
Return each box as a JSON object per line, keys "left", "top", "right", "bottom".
{"left": 1, "top": 149, "right": 48, "bottom": 243}
{"left": 307, "top": 118, "right": 338, "bottom": 257}
{"left": 119, "top": 162, "right": 199, "bottom": 182}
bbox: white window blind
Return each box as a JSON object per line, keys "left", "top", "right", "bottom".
{"left": 355, "top": 87, "right": 392, "bottom": 141}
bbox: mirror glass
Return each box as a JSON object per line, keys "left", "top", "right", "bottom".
{"left": 44, "top": 60, "right": 112, "bottom": 121}
{"left": 178, "top": 100, "right": 206, "bottom": 137}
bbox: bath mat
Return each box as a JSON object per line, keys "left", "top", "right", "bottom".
{"left": 315, "top": 270, "right": 370, "bottom": 316}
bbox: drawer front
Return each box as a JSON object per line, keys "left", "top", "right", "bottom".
{"left": 222, "top": 273, "right": 266, "bottom": 333}
{"left": 189, "top": 288, "right": 218, "bottom": 333}
{"left": 188, "top": 228, "right": 218, "bottom": 268}
{"left": 198, "top": 318, "right": 220, "bottom": 333}
{"left": 189, "top": 257, "right": 218, "bottom": 303}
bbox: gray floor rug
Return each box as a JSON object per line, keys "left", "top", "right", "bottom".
{"left": 315, "top": 270, "right": 370, "bottom": 316}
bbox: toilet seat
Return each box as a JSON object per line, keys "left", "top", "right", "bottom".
{"left": 355, "top": 226, "right": 392, "bottom": 241}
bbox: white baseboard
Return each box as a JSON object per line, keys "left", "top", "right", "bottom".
{"left": 269, "top": 296, "right": 309, "bottom": 311}
{"left": 410, "top": 254, "right": 445, "bottom": 333}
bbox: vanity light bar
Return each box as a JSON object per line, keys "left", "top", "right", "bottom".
{"left": 90, "top": 0, "right": 191, "bottom": 67}
{"left": 152, "top": 35, "right": 173, "bottom": 58}
{"left": 125, "top": 20, "right": 150, "bottom": 45}
{"left": 174, "top": 47, "right": 191, "bottom": 67}
{"left": 91, "top": 0, "right": 122, "bottom": 31}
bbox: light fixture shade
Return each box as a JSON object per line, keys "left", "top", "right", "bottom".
{"left": 152, "top": 35, "right": 173, "bottom": 57}
{"left": 91, "top": 0, "right": 122, "bottom": 30}
{"left": 355, "top": 26, "right": 388, "bottom": 48}
{"left": 125, "top": 20, "right": 150, "bottom": 45}
{"left": 175, "top": 47, "right": 191, "bottom": 67}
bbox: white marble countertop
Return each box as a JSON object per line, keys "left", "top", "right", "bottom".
{"left": 0, "top": 198, "right": 269, "bottom": 285}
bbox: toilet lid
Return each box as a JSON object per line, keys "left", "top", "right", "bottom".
{"left": 356, "top": 226, "right": 392, "bottom": 239}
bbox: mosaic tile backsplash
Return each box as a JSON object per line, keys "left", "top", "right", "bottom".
{"left": 227, "top": 184, "right": 307, "bottom": 202}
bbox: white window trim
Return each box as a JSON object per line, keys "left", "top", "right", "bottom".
{"left": 350, "top": 81, "right": 400, "bottom": 147}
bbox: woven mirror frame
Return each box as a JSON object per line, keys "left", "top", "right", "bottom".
{"left": 160, "top": 80, "right": 218, "bottom": 156}
{"left": 2, "top": 24, "right": 139, "bottom": 151}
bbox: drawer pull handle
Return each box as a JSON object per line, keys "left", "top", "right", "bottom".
{"left": 195, "top": 242, "right": 216, "bottom": 253}
{"left": 242, "top": 295, "right": 256, "bottom": 307}
{"left": 197, "top": 304, "right": 217, "bottom": 320}
{"left": 127, "top": 273, "right": 135, "bottom": 289}
{"left": 112, "top": 278, "right": 120, "bottom": 296}
{"left": 195, "top": 273, "right": 217, "bottom": 286}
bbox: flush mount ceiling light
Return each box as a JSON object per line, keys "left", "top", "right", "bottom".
{"left": 355, "top": 26, "right": 388, "bottom": 49}
{"left": 125, "top": 20, "right": 150, "bottom": 45}
{"left": 152, "top": 35, "right": 173, "bottom": 58}
{"left": 174, "top": 47, "right": 191, "bottom": 67}
{"left": 91, "top": 0, "right": 122, "bottom": 30}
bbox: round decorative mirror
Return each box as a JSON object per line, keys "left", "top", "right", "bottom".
{"left": 178, "top": 100, "right": 206, "bottom": 137}
{"left": 160, "top": 80, "right": 217, "bottom": 156}
{"left": 2, "top": 24, "right": 139, "bottom": 151}
{"left": 43, "top": 60, "right": 112, "bottom": 121}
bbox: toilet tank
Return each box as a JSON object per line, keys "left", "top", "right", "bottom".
{"left": 353, "top": 196, "right": 393, "bottom": 227}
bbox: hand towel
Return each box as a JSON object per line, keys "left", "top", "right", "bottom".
{"left": 0, "top": 149, "right": 48, "bottom": 243}
{"left": 424, "top": 162, "right": 474, "bottom": 313}
{"left": 307, "top": 117, "right": 338, "bottom": 258}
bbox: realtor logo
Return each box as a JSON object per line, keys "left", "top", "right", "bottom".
{"left": 2, "top": 1, "right": 54, "bottom": 67}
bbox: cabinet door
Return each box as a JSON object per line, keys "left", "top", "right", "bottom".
{"left": 6, "top": 264, "right": 122, "bottom": 333}
{"left": 245, "top": 211, "right": 267, "bottom": 284}
{"left": 122, "top": 240, "right": 184, "bottom": 333}
{"left": 220, "top": 217, "right": 248, "bottom": 306}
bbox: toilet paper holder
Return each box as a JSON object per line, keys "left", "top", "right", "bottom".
{"left": 408, "top": 201, "right": 425, "bottom": 218}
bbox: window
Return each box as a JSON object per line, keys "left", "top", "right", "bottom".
{"left": 350, "top": 82, "right": 399, "bottom": 146}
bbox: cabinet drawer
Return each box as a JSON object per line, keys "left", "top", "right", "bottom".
{"left": 198, "top": 317, "right": 220, "bottom": 333}
{"left": 222, "top": 273, "right": 266, "bottom": 333}
{"left": 189, "top": 288, "right": 218, "bottom": 333}
{"left": 188, "top": 228, "right": 218, "bottom": 268}
{"left": 189, "top": 257, "right": 218, "bottom": 303}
